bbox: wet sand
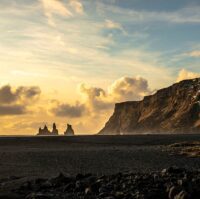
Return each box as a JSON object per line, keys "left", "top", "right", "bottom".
{"left": 0, "top": 134, "right": 200, "bottom": 178}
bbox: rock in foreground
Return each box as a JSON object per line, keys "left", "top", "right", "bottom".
{"left": 99, "top": 78, "right": 200, "bottom": 135}
{"left": 1, "top": 167, "right": 200, "bottom": 199}
{"left": 168, "top": 141, "right": 200, "bottom": 157}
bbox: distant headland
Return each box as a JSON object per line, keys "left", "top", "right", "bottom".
{"left": 37, "top": 123, "right": 75, "bottom": 136}
{"left": 99, "top": 78, "right": 200, "bottom": 135}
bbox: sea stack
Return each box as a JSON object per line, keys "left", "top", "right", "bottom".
{"left": 64, "top": 124, "right": 75, "bottom": 136}
{"left": 37, "top": 123, "right": 59, "bottom": 136}
{"left": 52, "top": 123, "right": 59, "bottom": 135}
{"left": 38, "top": 125, "right": 51, "bottom": 135}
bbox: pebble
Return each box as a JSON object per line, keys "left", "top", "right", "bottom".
{"left": 168, "top": 186, "right": 182, "bottom": 199}
{"left": 0, "top": 168, "right": 199, "bottom": 199}
{"left": 174, "top": 190, "right": 189, "bottom": 199}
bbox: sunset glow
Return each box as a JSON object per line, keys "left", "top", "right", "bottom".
{"left": 0, "top": 0, "right": 199, "bottom": 135}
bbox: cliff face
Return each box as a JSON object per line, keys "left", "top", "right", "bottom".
{"left": 99, "top": 78, "right": 200, "bottom": 135}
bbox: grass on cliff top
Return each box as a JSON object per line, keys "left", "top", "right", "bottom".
{"left": 168, "top": 141, "right": 200, "bottom": 157}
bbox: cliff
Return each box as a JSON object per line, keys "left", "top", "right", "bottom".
{"left": 99, "top": 78, "right": 200, "bottom": 135}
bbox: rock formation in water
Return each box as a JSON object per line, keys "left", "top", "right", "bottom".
{"left": 64, "top": 124, "right": 75, "bottom": 136}
{"left": 37, "top": 123, "right": 59, "bottom": 136}
{"left": 99, "top": 78, "right": 200, "bottom": 135}
{"left": 38, "top": 125, "right": 51, "bottom": 135}
{"left": 52, "top": 123, "right": 59, "bottom": 135}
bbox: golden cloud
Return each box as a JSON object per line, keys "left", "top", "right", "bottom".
{"left": 50, "top": 76, "right": 150, "bottom": 119}
{"left": 105, "top": 19, "right": 122, "bottom": 30}
{"left": 188, "top": 51, "right": 200, "bottom": 57}
{"left": 176, "top": 69, "right": 200, "bottom": 82}
{"left": 0, "top": 85, "right": 41, "bottom": 116}
{"left": 108, "top": 76, "right": 150, "bottom": 101}
{"left": 51, "top": 101, "right": 86, "bottom": 117}
{"left": 69, "top": 0, "right": 84, "bottom": 14}
{"left": 40, "top": 0, "right": 84, "bottom": 26}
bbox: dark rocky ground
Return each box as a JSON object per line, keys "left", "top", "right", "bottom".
{"left": 1, "top": 167, "right": 200, "bottom": 198}
{"left": 0, "top": 135, "right": 200, "bottom": 198}
{"left": 167, "top": 141, "right": 200, "bottom": 157}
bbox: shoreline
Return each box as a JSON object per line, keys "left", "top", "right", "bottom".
{"left": 0, "top": 133, "right": 200, "bottom": 137}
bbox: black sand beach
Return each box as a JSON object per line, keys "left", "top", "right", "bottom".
{"left": 1, "top": 135, "right": 200, "bottom": 198}
{"left": 0, "top": 134, "right": 200, "bottom": 178}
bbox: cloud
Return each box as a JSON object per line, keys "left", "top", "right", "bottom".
{"left": 99, "top": 3, "right": 200, "bottom": 24}
{"left": 0, "top": 105, "right": 26, "bottom": 116}
{"left": 104, "top": 19, "right": 126, "bottom": 34}
{"left": 79, "top": 83, "right": 112, "bottom": 111}
{"left": 79, "top": 76, "right": 151, "bottom": 112}
{"left": 40, "top": 0, "right": 73, "bottom": 26}
{"left": 19, "top": 86, "right": 41, "bottom": 99}
{"left": 105, "top": 19, "right": 122, "bottom": 30}
{"left": 0, "top": 85, "right": 41, "bottom": 104}
{"left": 176, "top": 69, "right": 200, "bottom": 82}
{"left": 0, "top": 0, "right": 172, "bottom": 91}
{"left": 0, "top": 85, "right": 18, "bottom": 104}
{"left": 51, "top": 102, "right": 86, "bottom": 118}
{"left": 0, "top": 85, "right": 41, "bottom": 116}
{"left": 40, "top": 0, "right": 84, "bottom": 26}
{"left": 69, "top": 0, "right": 84, "bottom": 14}
{"left": 50, "top": 76, "right": 150, "bottom": 119}
{"left": 8, "top": 121, "right": 46, "bottom": 131}
{"left": 109, "top": 76, "right": 150, "bottom": 101}
{"left": 188, "top": 51, "right": 200, "bottom": 57}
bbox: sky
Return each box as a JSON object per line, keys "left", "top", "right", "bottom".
{"left": 0, "top": 0, "right": 200, "bottom": 135}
